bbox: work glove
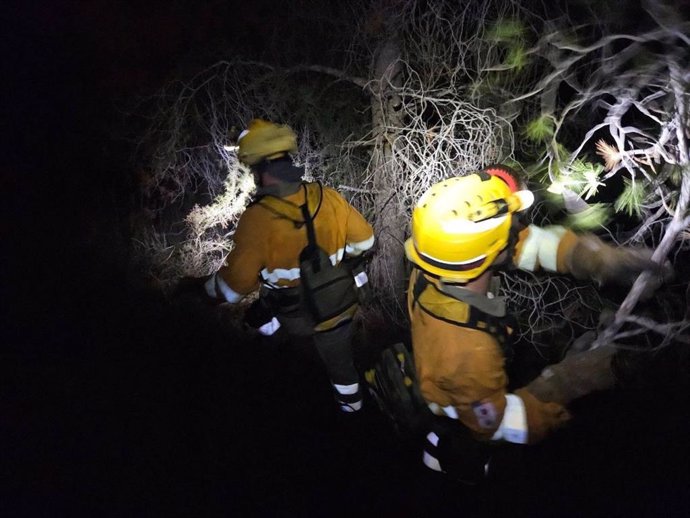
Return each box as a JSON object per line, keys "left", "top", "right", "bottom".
{"left": 523, "top": 344, "right": 617, "bottom": 406}
{"left": 565, "top": 234, "right": 673, "bottom": 291}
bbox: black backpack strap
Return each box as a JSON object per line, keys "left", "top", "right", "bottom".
{"left": 256, "top": 181, "right": 324, "bottom": 229}
{"left": 412, "top": 269, "right": 428, "bottom": 308}
{"left": 300, "top": 186, "right": 318, "bottom": 250}
{"left": 300, "top": 201, "right": 321, "bottom": 273}
{"left": 412, "top": 270, "right": 512, "bottom": 351}
{"left": 299, "top": 183, "right": 323, "bottom": 272}
{"left": 256, "top": 194, "right": 302, "bottom": 227}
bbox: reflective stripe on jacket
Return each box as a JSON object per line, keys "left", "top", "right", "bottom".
{"left": 408, "top": 224, "right": 580, "bottom": 443}
{"left": 217, "top": 182, "right": 374, "bottom": 298}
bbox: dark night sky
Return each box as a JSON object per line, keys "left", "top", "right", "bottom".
{"left": 6, "top": 0, "right": 229, "bottom": 168}
{"left": 3, "top": 2, "right": 690, "bottom": 517}
{"left": 3, "top": 0, "right": 253, "bottom": 344}
{"left": 3, "top": 0, "right": 342, "bottom": 333}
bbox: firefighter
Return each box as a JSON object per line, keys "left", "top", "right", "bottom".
{"left": 404, "top": 166, "right": 670, "bottom": 482}
{"left": 204, "top": 119, "right": 375, "bottom": 413}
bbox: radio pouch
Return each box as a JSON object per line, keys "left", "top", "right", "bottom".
{"left": 298, "top": 186, "right": 359, "bottom": 324}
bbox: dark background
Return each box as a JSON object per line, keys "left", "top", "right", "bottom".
{"left": 3, "top": 1, "right": 689, "bottom": 516}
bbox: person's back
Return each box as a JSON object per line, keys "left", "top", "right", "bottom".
{"left": 204, "top": 119, "right": 375, "bottom": 413}
{"left": 231, "top": 182, "right": 373, "bottom": 291}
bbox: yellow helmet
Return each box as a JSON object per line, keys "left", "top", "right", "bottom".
{"left": 404, "top": 172, "right": 534, "bottom": 281}
{"left": 237, "top": 119, "right": 298, "bottom": 166}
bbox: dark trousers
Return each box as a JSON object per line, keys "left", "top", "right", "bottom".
{"left": 312, "top": 321, "right": 358, "bottom": 386}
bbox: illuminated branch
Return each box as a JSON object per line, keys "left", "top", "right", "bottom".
{"left": 509, "top": 6, "right": 690, "bottom": 226}
{"left": 131, "top": 59, "right": 350, "bottom": 283}
{"left": 132, "top": 0, "right": 688, "bottom": 352}
{"left": 133, "top": 0, "right": 606, "bottom": 339}
{"left": 492, "top": 1, "right": 690, "bottom": 352}
{"left": 614, "top": 315, "right": 690, "bottom": 346}
{"left": 594, "top": 166, "right": 690, "bottom": 348}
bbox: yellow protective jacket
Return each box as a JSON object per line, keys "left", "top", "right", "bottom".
{"left": 408, "top": 225, "right": 580, "bottom": 444}
{"left": 214, "top": 181, "right": 374, "bottom": 301}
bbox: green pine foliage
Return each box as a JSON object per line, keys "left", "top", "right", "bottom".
{"left": 524, "top": 115, "right": 555, "bottom": 142}
{"left": 568, "top": 160, "right": 605, "bottom": 200}
{"left": 614, "top": 177, "right": 646, "bottom": 218}
{"left": 668, "top": 165, "right": 683, "bottom": 187}
{"left": 486, "top": 19, "right": 525, "bottom": 42}
{"left": 564, "top": 203, "right": 612, "bottom": 230}
{"left": 504, "top": 45, "right": 527, "bottom": 71}
{"left": 483, "top": 19, "right": 530, "bottom": 77}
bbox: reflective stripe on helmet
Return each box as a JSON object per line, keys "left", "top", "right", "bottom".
{"left": 415, "top": 244, "right": 488, "bottom": 272}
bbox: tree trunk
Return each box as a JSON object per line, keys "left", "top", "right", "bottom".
{"left": 369, "top": 38, "right": 407, "bottom": 318}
